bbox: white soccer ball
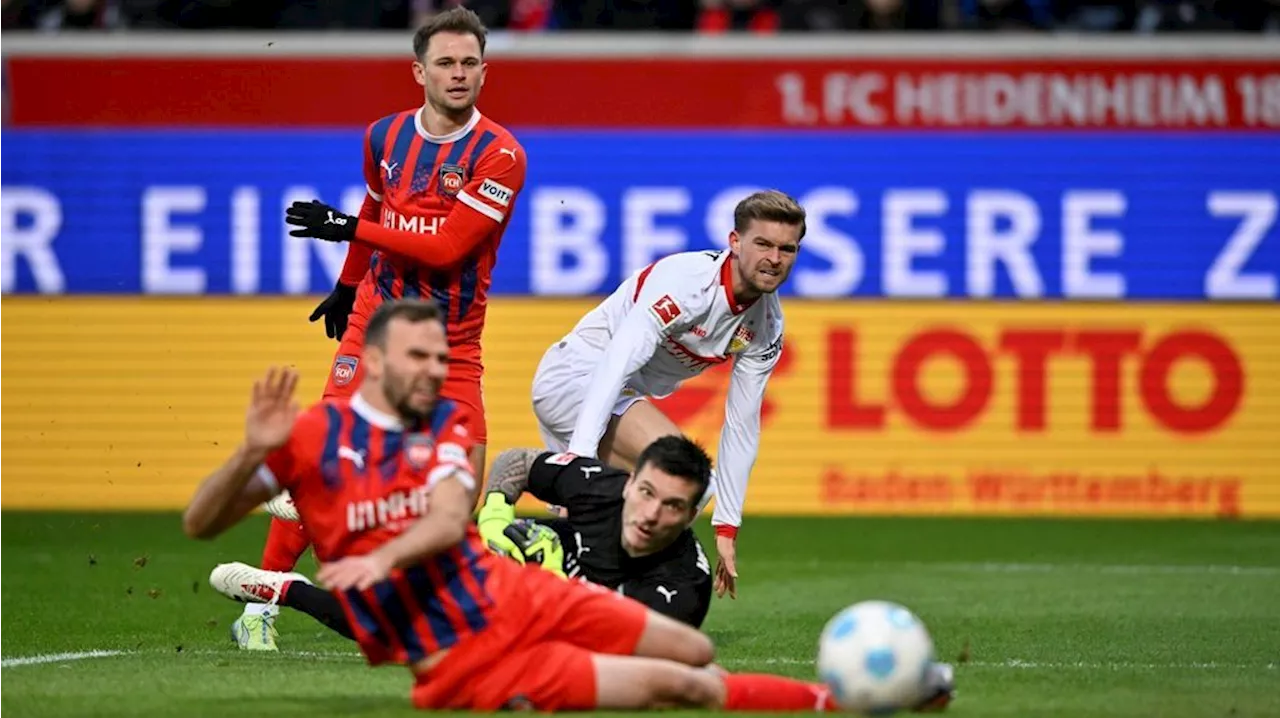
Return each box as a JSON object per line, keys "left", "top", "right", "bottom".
{"left": 816, "top": 600, "right": 936, "bottom": 715}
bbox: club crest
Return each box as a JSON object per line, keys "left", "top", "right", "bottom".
{"left": 405, "top": 433, "right": 436, "bottom": 469}
{"left": 728, "top": 325, "right": 756, "bottom": 354}
{"left": 438, "top": 163, "right": 464, "bottom": 197}
{"left": 332, "top": 355, "right": 359, "bottom": 387}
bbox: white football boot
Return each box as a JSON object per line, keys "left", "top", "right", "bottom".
{"left": 210, "top": 561, "right": 311, "bottom": 651}
{"left": 262, "top": 490, "right": 300, "bottom": 521}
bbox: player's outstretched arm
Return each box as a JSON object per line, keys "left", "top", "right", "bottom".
{"left": 182, "top": 445, "right": 279, "bottom": 540}
{"left": 183, "top": 367, "right": 300, "bottom": 540}
{"left": 709, "top": 343, "right": 782, "bottom": 599}
{"left": 285, "top": 143, "right": 526, "bottom": 270}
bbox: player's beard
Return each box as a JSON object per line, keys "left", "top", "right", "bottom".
{"left": 740, "top": 259, "right": 787, "bottom": 296}
{"left": 381, "top": 366, "right": 438, "bottom": 424}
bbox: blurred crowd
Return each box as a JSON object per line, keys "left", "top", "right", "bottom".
{"left": 2, "top": 0, "right": 1277, "bottom": 32}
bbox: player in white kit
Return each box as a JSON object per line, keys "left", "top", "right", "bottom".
{"left": 531, "top": 190, "right": 804, "bottom": 601}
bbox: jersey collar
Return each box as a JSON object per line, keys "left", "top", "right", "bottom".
{"left": 415, "top": 106, "right": 483, "bottom": 145}
{"left": 720, "top": 253, "right": 758, "bottom": 315}
{"left": 351, "top": 392, "right": 404, "bottom": 431}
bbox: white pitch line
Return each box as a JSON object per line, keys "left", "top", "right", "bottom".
{"left": 726, "top": 657, "right": 1278, "bottom": 671}
{"left": 776, "top": 561, "right": 1280, "bottom": 577}
{"left": 182, "top": 648, "right": 367, "bottom": 662}
{"left": 908, "top": 562, "right": 1280, "bottom": 577}
{"left": 1, "top": 650, "right": 130, "bottom": 668}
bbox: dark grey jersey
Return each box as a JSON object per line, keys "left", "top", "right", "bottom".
{"left": 527, "top": 451, "right": 713, "bottom": 628}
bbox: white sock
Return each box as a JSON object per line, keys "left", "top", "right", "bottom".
{"left": 242, "top": 603, "right": 279, "bottom": 618}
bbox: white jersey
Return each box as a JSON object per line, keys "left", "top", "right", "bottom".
{"left": 561, "top": 249, "right": 785, "bottom": 531}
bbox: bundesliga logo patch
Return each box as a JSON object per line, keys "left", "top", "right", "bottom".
{"left": 439, "top": 163, "right": 464, "bottom": 196}
{"left": 332, "top": 355, "right": 359, "bottom": 387}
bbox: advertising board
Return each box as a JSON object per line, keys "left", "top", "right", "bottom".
{"left": 3, "top": 299, "right": 1275, "bottom": 517}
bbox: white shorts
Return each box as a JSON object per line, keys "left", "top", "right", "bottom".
{"left": 531, "top": 339, "right": 647, "bottom": 453}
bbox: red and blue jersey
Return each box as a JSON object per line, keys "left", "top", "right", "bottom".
{"left": 356, "top": 108, "right": 526, "bottom": 368}
{"left": 258, "top": 393, "right": 503, "bottom": 665}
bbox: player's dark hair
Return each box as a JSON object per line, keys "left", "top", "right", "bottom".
{"left": 634, "top": 436, "right": 714, "bottom": 506}
{"left": 413, "top": 6, "right": 488, "bottom": 60}
{"left": 364, "top": 298, "right": 444, "bottom": 350}
{"left": 733, "top": 190, "right": 807, "bottom": 240}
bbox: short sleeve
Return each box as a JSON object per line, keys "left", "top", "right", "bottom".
{"left": 425, "top": 410, "right": 478, "bottom": 492}
{"left": 257, "top": 405, "right": 329, "bottom": 496}
{"left": 455, "top": 140, "right": 527, "bottom": 224}
{"left": 362, "top": 121, "right": 384, "bottom": 202}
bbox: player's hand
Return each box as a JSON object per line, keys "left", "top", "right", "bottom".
{"left": 309, "top": 281, "right": 358, "bottom": 341}
{"left": 317, "top": 553, "right": 394, "bottom": 591}
{"left": 285, "top": 200, "right": 357, "bottom": 243}
{"left": 477, "top": 493, "right": 524, "bottom": 564}
{"left": 714, "top": 534, "right": 738, "bottom": 599}
{"left": 244, "top": 367, "right": 300, "bottom": 454}
{"left": 506, "top": 519, "right": 567, "bottom": 578}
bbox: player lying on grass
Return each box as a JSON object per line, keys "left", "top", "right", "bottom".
{"left": 477, "top": 440, "right": 715, "bottom": 628}
{"left": 228, "top": 437, "right": 715, "bottom": 630}
{"left": 531, "top": 189, "right": 802, "bottom": 601}
{"left": 184, "top": 297, "right": 953, "bottom": 711}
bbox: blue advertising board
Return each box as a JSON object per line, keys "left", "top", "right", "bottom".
{"left": 2, "top": 130, "right": 1277, "bottom": 299}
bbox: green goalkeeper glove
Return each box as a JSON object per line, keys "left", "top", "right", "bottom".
{"left": 477, "top": 493, "right": 523, "bottom": 563}
{"left": 506, "top": 519, "right": 567, "bottom": 579}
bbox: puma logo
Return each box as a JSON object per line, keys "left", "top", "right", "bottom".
{"left": 380, "top": 159, "right": 398, "bottom": 176}
{"left": 338, "top": 446, "right": 365, "bottom": 469}
{"left": 656, "top": 585, "right": 677, "bottom": 603}
{"left": 325, "top": 211, "right": 348, "bottom": 226}
{"left": 497, "top": 148, "right": 517, "bottom": 161}
{"left": 580, "top": 465, "right": 602, "bottom": 480}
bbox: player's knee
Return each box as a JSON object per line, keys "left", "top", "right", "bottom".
{"left": 652, "top": 665, "right": 723, "bottom": 709}
{"left": 683, "top": 630, "right": 715, "bottom": 667}
{"left": 640, "top": 612, "right": 716, "bottom": 666}
{"left": 663, "top": 623, "right": 714, "bottom": 667}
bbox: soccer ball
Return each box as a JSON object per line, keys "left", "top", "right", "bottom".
{"left": 816, "top": 600, "right": 936, "bottom": 715}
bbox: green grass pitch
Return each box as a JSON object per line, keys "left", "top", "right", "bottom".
{"left": 2, "top": 512, "right": 1278, "bottom": 717}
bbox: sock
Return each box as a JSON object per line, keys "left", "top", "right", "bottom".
{"left": 283, "top": 583, "right": 355, "bottom": 640}
{"left": 261, "top": 517, "right": 311, "bottom": 572}
{"left": 242, "top": 602, "right": 279, "bottom": 618}
{"left": 722, "top": 674, "right": 838, "bottom": 712}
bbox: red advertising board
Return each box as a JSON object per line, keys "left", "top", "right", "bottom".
{"left": 5, "top": 36, "right": 1278, "bottom": 129}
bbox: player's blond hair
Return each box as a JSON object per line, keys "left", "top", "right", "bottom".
{"left": 733, "top": 190, "right": 807, "bottom": 240}
{"left": 413, "top": 6, "right": 488, "bottom": 60}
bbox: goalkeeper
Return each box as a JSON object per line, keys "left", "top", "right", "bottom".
{"left": 477, "top": 435, "right": 714, "bottom": 629}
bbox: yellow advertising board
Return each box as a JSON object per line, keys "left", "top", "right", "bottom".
{"left": 3, "top": 298, "right": 1277, "bottom": 517}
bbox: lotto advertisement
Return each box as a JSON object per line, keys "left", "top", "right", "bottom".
{"left": 2, "top": 38, "right": 1277, "bottom": 517}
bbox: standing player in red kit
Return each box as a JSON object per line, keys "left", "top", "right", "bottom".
{"left": 183, "top": 298, "right": 954, "bottom": 713}
{"left": 233, "top": 7, "right": 526, "bottom": 649}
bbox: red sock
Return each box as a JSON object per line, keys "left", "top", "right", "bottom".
{"left": 722, "top": 673, "right": 838, "bottom": 712}
{"left": 260, "top": 517, "right": 311, "bottom": 572}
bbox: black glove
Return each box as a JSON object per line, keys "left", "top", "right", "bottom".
{"left": 310, "top": 281, "right": 358, "bottom": 341}
{"left": 286, "top": 200, "right": 356, "bottom": 243}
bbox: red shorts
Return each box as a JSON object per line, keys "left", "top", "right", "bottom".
{"left": 410, "top": 563, "right": 650, "bottom": 711}
{"left": 323, "top": 295, "right": 487, "bottom": 443}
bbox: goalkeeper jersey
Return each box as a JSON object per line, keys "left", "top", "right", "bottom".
{"left": 525, "top": 451, "right": 713, "bottom": 628}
